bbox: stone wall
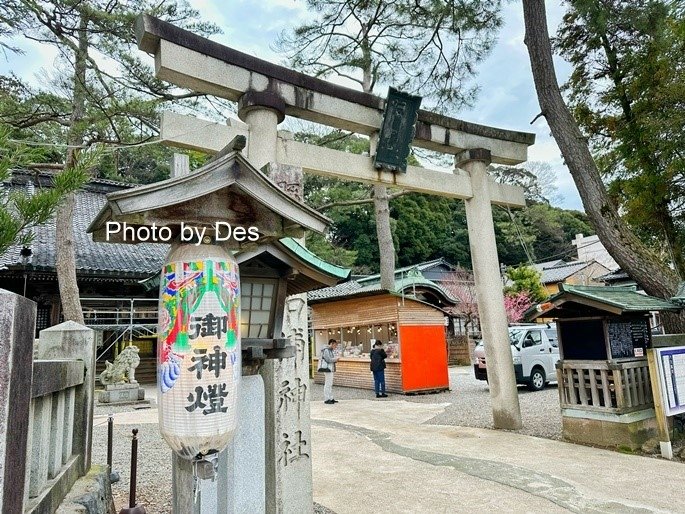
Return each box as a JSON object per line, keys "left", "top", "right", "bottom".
{"left": 55, "top": 465, "right": 115, "bottom": 514}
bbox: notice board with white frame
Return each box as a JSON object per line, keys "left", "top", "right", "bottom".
{"left": 656, "top": 346, "right": 685, "bottom": 416}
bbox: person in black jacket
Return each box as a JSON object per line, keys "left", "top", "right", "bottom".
{"left": 370, "top": 341, "right": 388, "bottom": 398}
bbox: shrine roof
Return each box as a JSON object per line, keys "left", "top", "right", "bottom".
{"left": 308, "top": 269, "right": 456, "bottom": 306}
{"left": 279, "top": 238, "right": 349, "bottom": 281}
{"left": 88, "top": 150, "right": 330, "bottom": 244}
{"left": 1, "top": 171, "right": 349, "bottom": 289}
{"left": 0, "top": 181, "right": 163, "bottom": 278}
{"left": 527, "top": 284, "right": 681, "bottom": 320}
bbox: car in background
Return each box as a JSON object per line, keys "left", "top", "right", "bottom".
{"left": 473, "top": 323, "right": 559, "bottom": 391}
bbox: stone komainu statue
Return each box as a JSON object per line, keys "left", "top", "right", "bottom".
{"left": 100, "top": 345, "right": 141, "bottom": 385}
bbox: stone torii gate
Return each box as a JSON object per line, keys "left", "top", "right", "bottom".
{"left": 135, "top": 12, "right": 535, "bottom": 511}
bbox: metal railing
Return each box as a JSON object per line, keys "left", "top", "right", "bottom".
{"left": 80, "top": 298, "right": 158, "bottom": 359}
{"left": 80, "top": 297, "right": 158, "bottom": 328}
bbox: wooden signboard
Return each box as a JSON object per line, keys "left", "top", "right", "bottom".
{"left": 607, "top": 318, "right": 650, "bottom": 360}
{"left": 374, "top": 87, "right": 422, "bottom": 173}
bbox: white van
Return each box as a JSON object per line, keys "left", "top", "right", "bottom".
{"left": 473, "top": 324, "right": 559, "bottom": 391}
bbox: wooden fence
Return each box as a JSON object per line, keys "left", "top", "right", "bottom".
{"left": 0, "top": 290, "right": 95, "bottom": 514}
{"left": 556, "top": 359, "right": 653, "bottom": 414}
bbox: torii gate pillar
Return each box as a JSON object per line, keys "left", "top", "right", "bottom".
{"left": 458, "top": 149, "right": 522, "bottom": 429}
{"left": 134, "top": 10, "right": 532, "bottom": 437}
{"left": 238, "top": 91, "right": 284, "bottom": 169}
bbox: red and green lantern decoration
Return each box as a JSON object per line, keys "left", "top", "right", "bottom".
{"left": 157, "top": 243, "right": 241, "bottom": 460}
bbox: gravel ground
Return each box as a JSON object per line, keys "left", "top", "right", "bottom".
{"left": 92, "top": 414, "right": 171, "bottom": 513}
{"left": 92, "top": 366, "right": 682, "bottom": 511}
{"left": 310, "top": 366, "right": 564, "bottom": 440}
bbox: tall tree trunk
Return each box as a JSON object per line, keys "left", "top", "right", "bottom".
{"left": 522, "top": 0, "right": 685, "bottom": 332}
{"left": 56, "top": 12, "right": 88, "bottom": 324}
{"left": 600, "top": 32, "right": 685, "bottom": 276}
{"left": 373, "top": 183, "right": 395, "bottom": 290}
{"left": 363, "top": 34, "right": 396, "bottom": 291}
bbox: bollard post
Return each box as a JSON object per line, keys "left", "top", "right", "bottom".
{"left": 107, "top": 415, "right": 114, "bottom": 470}
{"left": 118, "top": 428, "right": 146, "bottom": 514}
{"left": 108, "top": 414, "right": 121, "bottom": 484}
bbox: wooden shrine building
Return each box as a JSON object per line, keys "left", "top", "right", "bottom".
{"left": 528, "top": 284, "right": 681, "bottom": 449}
{"left": 1, "top": 169, "right": 350, "bottom": 382}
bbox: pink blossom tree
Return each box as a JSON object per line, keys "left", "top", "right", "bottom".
{"left": 443, "top": 267, "right": 479, "bottom": 338}
{"left": 504, "top": 291, "right": 533, "bottom": 323}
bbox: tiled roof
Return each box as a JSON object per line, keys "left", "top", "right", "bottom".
{"left": 563, "top": 284, "right": 680, "bottom": 312}
{"left": 307, "top": 281, "right": 368, "bottom": 301}
{"left": 531, "top": 259, "right": 567, "bottom": 273}
{"left": 280, "top": 238, "right": 350, "bottom": 280}
{"left": 672, "top": 282, "right": 685, "bottom": 304}
{"left": 537, "top": 260, "right": 593, "bottom": 284}
{"left": 356, "top": 258, "right": 456, "bottom": 284}
{"left": 0, "top": 188, "right": 166, "bottom": 276}
{"left": 1, "top": 175, "right": 351, "bottom": 282}
{"left": 308, "top": 269, "right": 456, "bottom": 304}
{"left": 596, "top": 268, "right": 632, "bottom": 283}
{"left": 555, "top": 284, "right": 678, "bottom": 313}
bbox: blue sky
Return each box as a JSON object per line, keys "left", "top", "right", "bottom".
{"left": 1, "top": 1, "right": 583, "bottom": 211}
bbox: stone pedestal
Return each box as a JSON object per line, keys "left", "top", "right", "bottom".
{"left": 171, "top": 375, "right": 265, "bottom": 514}
{"left": 97, "top": 384, "right": 145, "bottom": 404}
{"left": 561, "top": 408, "right": 658, "bottom": 450}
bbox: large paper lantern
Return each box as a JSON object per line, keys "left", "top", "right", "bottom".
{"left": 157, "top": 242, "right": 241, "bottom": 460}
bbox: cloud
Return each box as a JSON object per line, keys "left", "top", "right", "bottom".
{"left": 0, "top": 38, "right": 59, "bottom": 87}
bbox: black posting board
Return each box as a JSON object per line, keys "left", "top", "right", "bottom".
{"left": 558, "top": 319, "right": 607, "bottom": 360}
{"left": 607, "top": 318, "right": 650, "bottom": 359}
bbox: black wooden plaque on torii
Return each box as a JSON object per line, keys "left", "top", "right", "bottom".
{"left": 374, "top": 87, "right": 422, "bottom": 173}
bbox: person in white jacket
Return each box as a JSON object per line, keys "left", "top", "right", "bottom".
{"left": 321, "top": 339, "right": 340, "bottom": 404}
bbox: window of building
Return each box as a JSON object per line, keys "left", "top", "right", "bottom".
{"left": 241, "top": 280, "right": 277, "bottom": 338}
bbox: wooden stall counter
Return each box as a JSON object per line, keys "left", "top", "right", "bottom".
{"left": 310, "top": 293, "right": 451, "bottom": 395}
{"left": 314, "top": 358, "right": 403, "bottom": 393}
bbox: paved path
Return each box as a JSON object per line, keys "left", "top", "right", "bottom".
{"left": 310, "top": 399, "right": 685, "bottom": 514}
{"left": 95, "top": 387, "right": 685, "bottom": 513}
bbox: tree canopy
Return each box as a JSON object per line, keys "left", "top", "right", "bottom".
{"left": 301, "top": 130, "right": 593, "bottom": 273}
{"left": 0, "top": 0, "right": 223, "bottom": 322}
{"left": 556, "top": 0, "right": 685, "bottom": 274}
{"left": 0, "top": 125, "right": 89, "bottom": 255}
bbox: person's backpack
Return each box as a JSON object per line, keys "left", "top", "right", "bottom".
{"left": 317, "top": 348, "right": 330, "bottom": 372}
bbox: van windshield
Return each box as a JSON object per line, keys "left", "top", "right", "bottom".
{"left": 509, "top": 329, "right": 526, "bottom": 346}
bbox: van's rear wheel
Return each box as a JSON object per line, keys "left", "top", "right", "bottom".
{"left": 528, "top": 367, "right": 546, "bottom": 391}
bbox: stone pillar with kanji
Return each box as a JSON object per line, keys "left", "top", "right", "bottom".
{"left": 261, "top": 162, "right": 313, "bottom": 514}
